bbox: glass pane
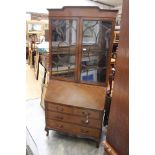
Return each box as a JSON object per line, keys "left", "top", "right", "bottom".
{"left": 81, "top": 20, "right": 112, "bottom": 84}
{"left": 51, "top": 19, "right": 77, "bottom": 80}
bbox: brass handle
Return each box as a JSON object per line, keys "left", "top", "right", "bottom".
{"left": 82, "top": 111, "right": 90, "bottom": 116}
{"left": 85, "top": 119, "right": 89, "bottom": 124}
{"left": 56, "top": 116, "right": 63, "bottom": 120}
{"left": 81, "top": 120, "right": 89, "bottom": 124}
{"left": 80, "top": 129, "right": 88, "bottom": 133}
{"left": 56, "top": 124, "right": 63, "bottom": 128}
{"left": 57, "top": 106, "right": 63, "bottom": 112}
{"left": 81, "top": 115, "right": 89, "bottom": 124}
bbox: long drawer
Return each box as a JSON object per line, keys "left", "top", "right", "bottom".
{"left": 46, "top": 111, "right": 101, "bottom": 129}
{"left": 46, "top": 119, "right": 100, "bottom": 139}
{"left": 46, "top": 102, "right": 101, "bottom": 119}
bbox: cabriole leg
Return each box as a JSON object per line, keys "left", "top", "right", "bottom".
{"left": 45, "top": 128, "right": 49, "bottom": 136}
{"left": 96, "top": 141, "right": 99, "bottom": 148}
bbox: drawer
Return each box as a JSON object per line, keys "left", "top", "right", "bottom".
{"left": 76, "top": 126, "right": 100, "bottom": 139}
{"left": 46, "top": 102, "right": 101, "bottom": 119}
{"left": 74, "top": 108, "right": 101, "bottom": 119}
{"left": 47, "top": 103, "right": 66, "bottom": 113}
{"left": 46, "top": 111, "right": 101, "bottom": 129}
{"left": 46, "top": 119, "right": 100, "bottom": 139}
{"left": 46, "top": 119, "right": 69, "bottom": 132}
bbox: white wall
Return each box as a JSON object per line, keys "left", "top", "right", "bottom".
{"left": 26, "top": 0, "right": 113, "bottom": 13}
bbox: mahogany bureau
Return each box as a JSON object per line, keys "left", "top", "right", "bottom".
{"left": 45, "top": 80, "right": 106, "bottom": 147}
{"left": 44, "top": 7, "right": 117, "bottom": 147}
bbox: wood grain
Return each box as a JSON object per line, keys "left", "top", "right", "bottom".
{"left": 45, "top": 80, "right": 106, "bottom": 110}
{"left": 45, "top": 7, "right": 117, "bottom": 147}
{"left": 46, "top": 119, "right": 100, "bottom": 139}
{"left": 104, "top": 0, "right": 129, "bottom": 154}
{"left": 102, "top": 141, "right": 118, "bottom": 155}
{"left": 48, "top": 6, "right": 118, "bottom": 18}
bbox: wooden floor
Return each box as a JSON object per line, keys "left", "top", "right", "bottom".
{"left": 26, "top": 64, "right": 41, "bottom": 100}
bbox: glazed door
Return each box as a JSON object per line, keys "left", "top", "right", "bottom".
{"left": 80, "top": 19, "right": 113, "bottom": 85}
{"left": 49, "top": 17, "right": 114, "bottom": 85}
{"left": 50, "top": 19, "right": 78, "bottom": 81}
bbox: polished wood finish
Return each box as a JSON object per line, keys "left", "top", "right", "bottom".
{"left": 45, "top": 7, "right": 117, "bottom": 146}
{"left": 48, "top": 7, "right": 117, "bottom": 86}
{"left": 103, "top": 141, "right": 118, "bottom": 155}
{"left": 48, "top": 6, "right": 118, "bottom": 18}
{"left": 46, "top": 111, "right": 101, "bottom": 129}
{"left": 46, "top": 102, "right": 102, "bottom": 119}
{"left": 46, "top": 119, "right": 100, "bottom": 138}
{"left": 45, "top": 80, "right": 106, "bottom": 110}
{"left": 45, "top": 80, "right": 105, "bottom": 146}
{"left": 104, "top": 0, "right": 129, "bottom": 154}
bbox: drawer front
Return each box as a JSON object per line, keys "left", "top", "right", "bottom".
{"left": 46, "top": 119, "right": 100, "bottom": 139}
{"left": 74, "top": 108, "right": 101, "bottom": 119}
{"left": 76, "top": 126, "right": 100, "bottom": 139}
{"left": 46, "top": 119, "right": 69, "bottom": 132}
{"left": 46, "top": 102, "right": 71, "bottom": 113}
{"left": 46, "top": 102, "right": 101, "bottom": 119}
{"left": 46, "top": 111, "right": 101, "bottom": 129}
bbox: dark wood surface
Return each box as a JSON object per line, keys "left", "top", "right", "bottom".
{"left": 48, "top": 6, "right": 118, "bottom": 86}
{"left": 45, "top": 7, "right": 118, "bottom": 147}
{"left": 44, "top": 80, "right": 105, "bottom": 146}
{"left": 46, "top": 111, "right": 102, "bottom": 129}
{"left": 46, "top": 102, "right": 102, "bottom": 119}
{"left": 103, "top": 0, "right": 129, "bottom": 154}
{"left": 48, "top": 6, "right": 118, "bottom": 18}
{"left": 46, "top": 119, "right": 100, "bottom": 138}
{"left": 45, "top": 80, "right": 106, "bottom": 110}
{"left": 103, "top": 141, "right": 118, "bottom": 155}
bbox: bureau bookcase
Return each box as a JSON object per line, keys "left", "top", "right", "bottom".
{"left": 44, "top": 6, "right": 117, "bottom": 147}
